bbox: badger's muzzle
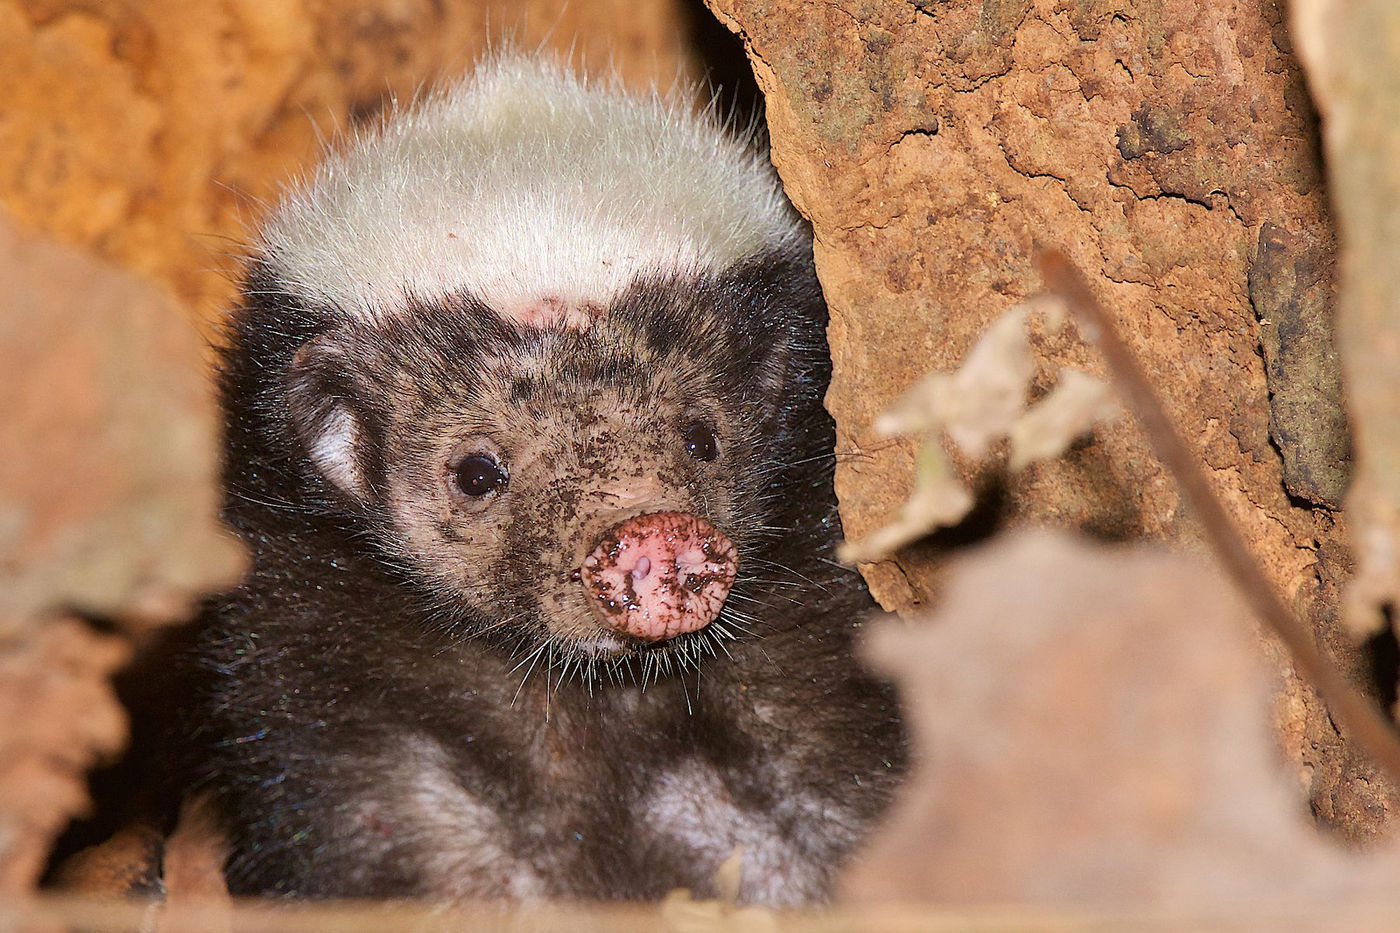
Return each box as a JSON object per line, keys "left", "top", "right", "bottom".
{"left": 580, "top": 511, "right": 738, "bottom": 642}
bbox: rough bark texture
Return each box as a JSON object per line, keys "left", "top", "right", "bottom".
{"left": 705, "top": 0, "right": 1395, "bottom": 839}
{"left": 1248, "top": 222, "right": 1350, "bottom": 510}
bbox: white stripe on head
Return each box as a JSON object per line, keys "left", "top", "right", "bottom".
{"left": 260, "top": 56, "right": 802, "bottom": 326}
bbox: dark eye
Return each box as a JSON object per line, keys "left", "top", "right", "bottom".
{"left": 683, "top": 421, "right": 719, "bottom": 462}
{"left": 454, "top": 454, "right": 508, "bottom": 497}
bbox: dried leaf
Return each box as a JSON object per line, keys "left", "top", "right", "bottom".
{"left": 0, "top": 215, "right": 245, "bottom": 630}
{"left": 843, "top": 531, "right": 1400, "bottom": 907}
{"left": 1007, "top": 370, "right": 1118, "bottom": 471}
{"left": 0, "top": 618, "right": 128, "bottom": 893}
{"left": 659, "top": 848, "right": 777, "bottom": 933}
{"left": 838, "top": 438, "right": 975, "bottom": 564}
{"left": 844, "top": 302, "right": 1117, "bottom": 563}
{"left": 876, "top": 306, "right": 1033, "bottom": 458}
{"left": 713, "top": 848, "right": 743, "bottom": 904}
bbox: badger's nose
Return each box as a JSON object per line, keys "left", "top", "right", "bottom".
{"left": 579, "top": 511, "right": 738, "bottom": 642}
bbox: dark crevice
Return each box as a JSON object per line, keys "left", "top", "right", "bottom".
{"left": 683, "top": 0, "right": 765, "bottom": 134}
{"left": 897, "top": 121, "right": 941, "bottom": 142}
{"left": 1365, "top": 609, "right": 1400, "bottom": 714}
{"left": 906, "top": 474, "right": 1012, "bottom": 555}
{"left": 42, "top": 620, "right": 200, "bottom": 887}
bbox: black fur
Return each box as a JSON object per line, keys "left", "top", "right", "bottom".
{"left": 184, "top": 238, "right": 905, "bottom": 903}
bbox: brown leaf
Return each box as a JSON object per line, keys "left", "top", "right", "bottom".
{"left": 0, "top": 618, "right": 128, "bottom": 893}
{"left": 843, "top": 531, "right": 1400, "bottom": 907}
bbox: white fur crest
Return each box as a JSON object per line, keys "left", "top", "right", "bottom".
{"left": 260, "top": 56, "right": 802, "bottom": 324}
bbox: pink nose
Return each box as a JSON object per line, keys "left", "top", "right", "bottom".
{"left": 580, "top": 512, "right": 738, "bottom": 642}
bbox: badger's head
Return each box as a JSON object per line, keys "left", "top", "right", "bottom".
{"left": 280, "top": 254, "right": 823, "bottom": 673}
{"left": 236, "top": 57, "right": 829, "bottom": 679}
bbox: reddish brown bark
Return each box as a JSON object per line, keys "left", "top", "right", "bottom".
{"left": 706, "top": 0, "right": 1394, "bottom": 838}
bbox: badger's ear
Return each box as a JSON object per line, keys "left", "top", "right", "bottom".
{"left": 284, "top": 333, "right": 378, "bottom": 502}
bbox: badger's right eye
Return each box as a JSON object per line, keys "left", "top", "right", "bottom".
{"left": 454, "top": 454, "right": 508, "bottom": 497}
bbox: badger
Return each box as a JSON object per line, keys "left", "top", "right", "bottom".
{"left": 186, "top": 55, "right": 906, "bottom": 904}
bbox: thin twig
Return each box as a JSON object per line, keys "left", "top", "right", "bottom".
{"left": 1037, "top": 249, "right": 1400, "bottom": 784}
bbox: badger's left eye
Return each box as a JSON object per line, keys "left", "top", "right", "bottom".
{"left": 682, "top": 421, "right": 719, "bottom": 462}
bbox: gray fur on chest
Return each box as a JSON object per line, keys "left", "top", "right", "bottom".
{"left": 352, "top": 737, "right": 550, "bottom": 900}
{"left": 637, "top": 758, "right": 833, "bottom": 905}
{"left": 361, "top": 734, "right": 843, "bottom": 904}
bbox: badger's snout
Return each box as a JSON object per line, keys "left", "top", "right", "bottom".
{"left": 579, "top": 511, "right": 738, "bottom": 642}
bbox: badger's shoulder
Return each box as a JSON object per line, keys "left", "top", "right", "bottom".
{"left": 259, "top": 55, "right": 804, "bottom": 324}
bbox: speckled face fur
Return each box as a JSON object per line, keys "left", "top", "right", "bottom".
{"left": 282, "top": 267, "right": 792, "bottom": 678}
